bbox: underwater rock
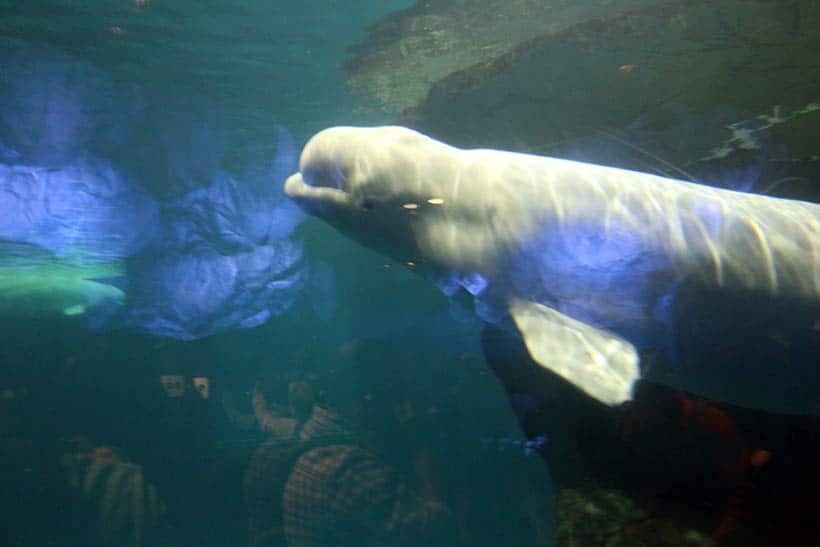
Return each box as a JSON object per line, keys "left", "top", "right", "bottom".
{"left": 555, "top": 487, "right": 709, "bottom": 547}
{"left": 0, "top": 156, "right": 155, "bottom": 318}
{"left": 396, "top": 0, "right": 820, "bottom": 168}
{"left": 556, "top": 487, "right": 646, "bottom": 546}
{"left": 0, "top": 160, "right": 159, "bottom": 262}
{"left": 0, "top": 155, "right": 307, "bottom": 338}
{"left": 124, "top": 237, "right": 304, "bottom": 340}
{"left": 0, "top": 138, "right": 306, "bottom": 338}
{"left": 118, "top": 125, "right": 306, "bottom": 339}
{"left": 345, "top": 0, "right": 667, "bottom": 116}
{"left": 0, "top": 44, "right": 311, "bottom": 338}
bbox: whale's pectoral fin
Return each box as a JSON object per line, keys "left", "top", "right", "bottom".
{"left": 508, "top": 298, "right": 640, "bottom": 405}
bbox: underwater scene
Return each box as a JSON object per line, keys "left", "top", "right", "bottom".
{"left": 1, "top": 1, "right": 819, "bottom": 546}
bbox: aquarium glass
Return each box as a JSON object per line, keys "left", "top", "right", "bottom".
{"left": 1, "top": 1, "right": 819, "bottom": 546}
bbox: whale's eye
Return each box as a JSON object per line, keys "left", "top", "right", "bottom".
{"left": 361, "top": 199, "right": 376, "bottom": 211}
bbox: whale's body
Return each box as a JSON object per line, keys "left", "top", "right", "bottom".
{"left": 0, "top": 244, "right": 125, "bottom": 317}
{"left": 285, "top": 126, "right": 820, "bottom": 412}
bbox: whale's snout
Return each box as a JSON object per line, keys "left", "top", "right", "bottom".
{"left": 283, "top": 173, "right": 304, "bottom": 197}
{"left": 283, "top": 172, "right": 349, "bottom": 209}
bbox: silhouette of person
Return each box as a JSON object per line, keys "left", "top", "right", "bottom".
{"left": 244, "top": 399, "right": 453, "bottom": 547}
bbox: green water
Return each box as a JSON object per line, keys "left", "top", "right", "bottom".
{"left": 2, "top": 2, "right": 819, "bottom": 546}
{"left": 0, "top": 3, "right": 546, "bottom": 546}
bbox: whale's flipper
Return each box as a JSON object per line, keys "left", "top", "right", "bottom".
{"left": 508, "top": 298, "right": 640, "bottom": 405}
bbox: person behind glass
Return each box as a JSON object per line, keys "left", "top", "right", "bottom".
{"left": 243, "top": 384, "right": 454, "bottom": 547}
{"left": 0, "top": 364, "right": 173, "bottom": 547}
{"left": 147, "top": 358, "right": 221, "bottom": 544}
{"left": 252, "top": 376, "right": 318, "bottom": 437}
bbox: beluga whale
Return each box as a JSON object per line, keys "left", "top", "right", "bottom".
{"left": 284, "top": 126, "right": 820, "bottom": 414}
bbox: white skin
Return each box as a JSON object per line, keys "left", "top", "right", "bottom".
{"left": 285, "top": 126, "right": 820, "bottom": 409}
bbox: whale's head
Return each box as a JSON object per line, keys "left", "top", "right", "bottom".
{"left": 284, "top": 126, "right": 458, "bottom": 270}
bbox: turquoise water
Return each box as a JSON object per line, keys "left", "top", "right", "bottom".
{"left": 1, "top": 2, "right": 819, "bottom": 546}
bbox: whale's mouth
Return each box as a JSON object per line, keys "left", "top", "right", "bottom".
{"left": 284, "top": 172, "right": 349, "bottom": 207}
